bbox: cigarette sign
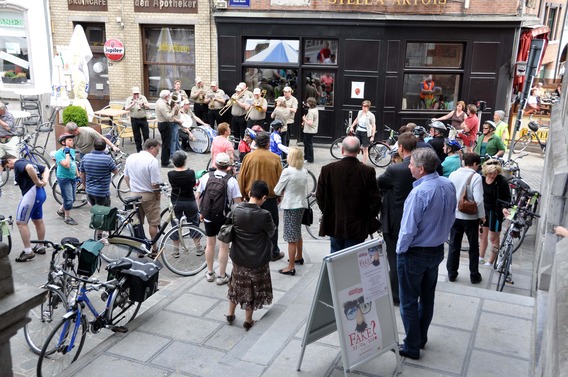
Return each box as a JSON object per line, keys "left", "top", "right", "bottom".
{"left": 104, "top": 39, "right": 125, "bottom": 62}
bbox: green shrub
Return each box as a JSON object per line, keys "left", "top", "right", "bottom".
{"left": 3, "top": 70, "right": 16, "bottom": 78}
{"left": 62, "top": 106, "right": 88, "bottom": 127}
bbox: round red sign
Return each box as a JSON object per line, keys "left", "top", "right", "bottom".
{"left": 104, "top": 39, "right": 125, "bottom": 62}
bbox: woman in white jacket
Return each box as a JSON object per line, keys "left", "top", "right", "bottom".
{"left": 274, "top": 147, "right": 308, "bottom": 276}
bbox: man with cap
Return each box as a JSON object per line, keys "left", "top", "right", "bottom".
{"left": 205, "top": 81, "right": 226, "bottom": 128}
{"left": 155, "top": 89, "right": 178, "bottom": 167}
{"left": 238, "top": 132, "right": 284, "bottom": 261}
{"left": 474, "top": 120, "right": 506, "bottom": 162}
{"left": 282, "top": 86, "right": 298, "bottom": 151}
{"left": 246, "top": 88, "right": 268, "bottom": 129}
{"left": 55, "top": 133, "right": 79, "bottom": 225}
{"left": 1, "top": 154, "right": 48, "bottom": 262}
{"left": 190, "top": 77, "right": 209, "bottom": 125}
{"left": 0, "top": 103, "right": 18, "bottom": 158}
{"left": 230, "top": 82, "right": 252, "bottom": 141}
{"left": 176, "top": 99, "right": 207, "bottom": 151}
{"left": 493, "top": 110, "right": 509, "bottom": 145}
{"left": 196, "top": 152, "right": 242, "bottom": 285}
{"left": 125, "top": 86, "right": 151, "bottom": 152}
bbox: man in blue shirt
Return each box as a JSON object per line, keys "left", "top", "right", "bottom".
{"left": 79, "top": 138, "right": 118, "bottom": 207}
{"left": 396, "top": 147, "right": 456, "bottom": 360}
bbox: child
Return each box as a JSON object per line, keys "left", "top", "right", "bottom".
{"left": 239, "top": 129, "right": 253, "bottom": 162}
{"left": 269, "top": 120, "right": 289, "bottom": 159}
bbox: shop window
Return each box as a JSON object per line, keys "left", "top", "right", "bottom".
{"left": 242, "top": 67, "right": 298, "bottom": 105}
{"left": 304, "top": 71, "right": 335, "bottom": 106}
{"left": 405, "top": 43, "right": 464, "bottom": 69}
{"left": 545, "top": 4, "right": 561, "bottom": 40}
{"left": 244, "top": 39, "right": 299, "bottom": 64}
{"left": 143, "top": 26, "right": 195, "bottom": 98}
{"left": 0, "top": 10, "right": 29, "bottom": 84}
{"left": 303, "top": 40, "right": 338, "bottom": 65}
{"left": 402, "top": 74, "right": 460, "bottom": 110}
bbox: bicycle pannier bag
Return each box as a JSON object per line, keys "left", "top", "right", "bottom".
{"left": 120, "top": 258, "right": 163, "bottom": 302}
{"left": 90, "top": 205, "right": 118, "bottom": 231}
{"left": 458, "top": 173, "right": 478, "bottom": 215}
{"left": 78, "top": 239, "right": 103, "bottom": 277}
{"left": 200, "top": 172, "right": 231, "bottom": 221}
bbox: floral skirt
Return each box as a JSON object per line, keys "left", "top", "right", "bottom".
{"left": 227, "top": 263, "right": 273, "bottom": 311}
{"left": 283, "top": 208, "right": 304, "bottom": 243}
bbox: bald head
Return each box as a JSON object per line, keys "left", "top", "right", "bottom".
{"left": 342, "top": 136, "right": 360, "bottom": 157}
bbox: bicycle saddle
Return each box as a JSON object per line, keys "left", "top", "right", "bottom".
{"left": 509, "top": 178, "right": 530, "bottom": 191}
{"left": 61, "top": 237, "right": 81, "bottom": 249}
{"left": 123, "top": 195, "right": 142, "bottom": 204}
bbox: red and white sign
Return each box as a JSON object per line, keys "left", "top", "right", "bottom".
{"left": 104, "top": 39, "right": 125, "bottom": 62}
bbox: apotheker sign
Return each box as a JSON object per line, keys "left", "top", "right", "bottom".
{"left": 104, "top": 39, "right": 125, "bottom": 62}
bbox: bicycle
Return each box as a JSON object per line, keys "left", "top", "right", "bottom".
{"left": 0, "top": 213, "right": 13, "bottom": 253}
{"left": 368, "top": 125, "right": 398, "bottom": 168}
{"left": 304, "top": 195, "right": 329, "bottom": 241}
{"left": 24, "top": 238, "right": 81, "bottom": 355}
{"left": 501, "top": 179, "right": 540, "bottom": 254}
{"left": 36, "top": 260, "right": 147, "bottom": 377}
{"left": 51, "top": 177, "right": 89, "bottom": 209}
{"left": 512, "top": 115, "right": 547, "bottom": 154}
{"left": 330, "top": 121, "right": 352, "bottom": 159}
{"left": 96, "top": 184, "right": 207, "bottom": 276}
{"left": 0, "top": 130, "right": 52, "bottom": 187}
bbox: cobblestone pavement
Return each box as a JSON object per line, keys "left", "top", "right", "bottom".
{"left": 3, "top": 131, "right": 545, "bottom": 376}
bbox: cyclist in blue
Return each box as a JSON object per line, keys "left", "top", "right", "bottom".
{"left": 269, "top": 120, "right": 289, "bottom": 159}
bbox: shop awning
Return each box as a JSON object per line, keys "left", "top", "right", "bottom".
{"left": 513, "top": 24, "right": 549, "bottom": 92}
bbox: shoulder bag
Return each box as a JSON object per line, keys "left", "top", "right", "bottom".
{"left": 458, "top": 172, "right": 478, "bottom": 215}
{"left": 217, "top": 208, "right": 235, "bottom": 244}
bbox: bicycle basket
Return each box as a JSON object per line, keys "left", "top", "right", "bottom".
{"left": 77, "top": 239, "right": 103, "bottom": 277}
{"left": 528, "top": 121, "right": 539, "bottom": 132}
{"left": 89, "top": 205, "right": 118, "bottom": 231}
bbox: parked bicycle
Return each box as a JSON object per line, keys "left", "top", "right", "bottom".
{"left": 304, "top": 194, "right": 328, "bottom": 241}
{"left": 512, "top": 115, "right": 547, "bottom": 154}
{"left": 501, "top": 178, "right": 540, "bottom": 254}
{"left": 0, "top": 130, "right": 52, "bottom": 187}
{"left": 330, "top": 121, "right": 353, "bottom": 159}
{"left": 96, "top": 184, "right": 207, "bottom": 276}
{"left": 36, "top": 257, "right": 151, "bottom": 377}
{"left": 368, "top": 125, "right": 398, "bottom": 168}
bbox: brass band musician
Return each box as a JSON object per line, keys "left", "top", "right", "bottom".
{"left": 172, "top": 79, "right": 188, "bottom": 101}
{"left": 176, "top": 99, "right": 208, "bottom": 151}
{"left": 124, "top": 86, "right": 150, "bottom": 152}
{"left": 282, "top": 86, "right": 298, "bottom": 149}
{"left": 190, "top": 76, "right": 209, "bottom": 125}
{"left": 205, "top": 81, "right": 226, "bottom": 128}
{"left": 246, "top": 88, "right": 268, "bottom": 129}
{"left": 231, "top": 82, "right": 253, "bottom": 140}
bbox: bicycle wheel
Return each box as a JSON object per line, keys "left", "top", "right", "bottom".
{"left": 369, "top": 142, "right": 392, "bottom": 168}
{"left": 305, "top": 198, "right": 329, "bottom": 241}
{"left": 159, "top": 223, "right": 207, "bottom": 276}
{"left": 25, "top": 151, "right": 52, "bottom": 170}
{"left": 37, "top": 313, "right": 87, "bottom": 377}
{"left": 0, "top": 168, "right": 8, "bottom": 187}
{"left": 51, "top": 181, "right": 89, "bottom": 209}
{"left": 512, "top": 134, "right": 530, "bottom": 154}
{"left": 116, "top": 174, "right": 131, "bottom": 204}
{"left": 496, "top": 245, "right": 512, "bottom": 292}
{"left": 24, "top": 287, "right": 69, "bottom": 355}
{"left": 306, "top": 169, "right": 317, "bottom": 197}
{"left": 330, "top": 137, "right": 344, "bottom": 159}
{"left": 47, "top": 165, "right": 57, "bottom": 187}
{"left": 97, "top": 219, "right": 135, "bottom": 263}
{"left": 108, "top": 276, "right": 142, "bottom": 326}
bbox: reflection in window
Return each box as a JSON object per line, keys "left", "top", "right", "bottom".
{"left": 402, "top": 74, "right": 460, "bottom": 110}
{"left": 303, "top": 40, "right": 338, "bottom": 65}
{"left": 244, "top": 39, "right": 299, "bottom": 64}
{"left": 305, "top": 71, "right": 335, "bottom": 107}
{"left": 243, "top": 67, "right": 298, "bottom": 105}
{"left": 144, "top": 26, "right": 195, "bottom": 98}
{"left": 405, "top": 43, "right": 463, "bottom": 69}
{"left": 0, "top": 10, "right": 29, "bottom": 84}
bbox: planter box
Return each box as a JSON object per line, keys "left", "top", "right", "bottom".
{"left": 2, "top": 76, "right": 27, "bottom": 84}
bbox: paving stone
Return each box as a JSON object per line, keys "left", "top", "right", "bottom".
{"left": 137, "top": 310, "right": 220, "bottom": 344}
{"left": 467, "top": 349, "right": 529, "bottom": 377}
{"left": 105, "top": 331, "right": 171, "bottom": 362}
{"left": 432, "top": 291, "right": 480, "bottom": 331}
{"left": 264, "top": 338, "right": 340, "bottom": 377}
{"left": 61, "top": 354, "right": 168, "bottom": 377}
{"left": 149, "top": 340, "right": 227, "bottom": 376}
{"left": 474, "top": 312, "right": 532, "bottom": 359}
{"left": 164, "top": 292, "right": 219, "bottom": 317}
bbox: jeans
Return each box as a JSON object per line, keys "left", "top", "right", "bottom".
{"left": 261, "top": 197, "right": 280, "bottom": 255}
{"left": 158, "top": 122, "right": 172, "bottom": 166}
{"left": 170, "top": 123, "right": 180, "bottom": 156}
{"left": 446, "top": 218, "right": 481, "bottom": 280}
{"left": 303, "top": 133, "right": 314, "bottom": 163}
{"left": 329, "top": 237, "right": 365, "bottom": 253}
{"left": 58, "top": 178, "right": 76, "bottom": 211}
{"left": 131, "top": 117, "right": 149, "bottom": 152}
{"left": 397, "top": 245, "right": 444, "bottom": 357}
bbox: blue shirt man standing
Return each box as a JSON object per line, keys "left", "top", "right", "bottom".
{"left": 396, "top": 147, "right": 456, "bottom": 360}
{"left": 79, "top": 138, "right": 118, "bottom": 207}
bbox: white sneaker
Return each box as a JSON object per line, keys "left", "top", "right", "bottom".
{"left": 205, "top": 271, "right": 215, "bottom": 282}
{"left": 216, "top": 274, "right": 230, "bottom": 285}
{"left": 479, "top": 258, "right": 485, "bottom": 264}
{"left": 484, "top": 262, "right": 492, "bottom": 266}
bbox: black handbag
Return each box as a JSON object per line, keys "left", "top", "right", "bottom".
{"left": 217, "top": 210, "right": 235, "bottom": 243}
{"left": 301, "top": 207, "right": 313, "bottom": 226}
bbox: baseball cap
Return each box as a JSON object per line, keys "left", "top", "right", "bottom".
{"left": 215, "top": 152, "right": 231, "bottom": 167}
{"left": 195, "top": 76, "right": 203, "bottom": 84}
{"left": 253, "top": 88, "right": 261, "bottom": 95}
{"left": 131, "top": 86, "right": 140, "bottom": 93}
{"left": 210, "top": 81, "right": 218, "bottom": 87}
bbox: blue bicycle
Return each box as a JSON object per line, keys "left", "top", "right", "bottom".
{"left": 0, "top": 130, "right": 52, "bottom": 187}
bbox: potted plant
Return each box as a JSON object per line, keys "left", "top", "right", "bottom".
{"left": 2, "top": 71, "right": 16, "bottom": 83}
{"left": 15, "top": 72, "right": 27, "bottom": 83}
{"left": 62, "top": 105, "right": 89, "bottom": 127}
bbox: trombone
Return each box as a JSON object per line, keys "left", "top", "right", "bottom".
{"left": 219, "top": 86, "right": 249, "bottom": 116}
{"left": 244, "top": 89, "right": 267, "bottom": 121}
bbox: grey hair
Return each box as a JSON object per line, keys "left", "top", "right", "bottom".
{"left": 0, "top": 103, "right": 6, "bottom": 111}
{"left": 65, "top": 122, "right": 78, "bottom": 132}
{"left": 411, "top": 148, "right": 439, "bottom": 174}
{"left": 159, "top": 89, "right": 171, "bottom": 99}
{"left": 171, "top": 150, "right": 187, "bottom": 167}
{"left": 494, "top": 110, "right": 505, "bottom": 120}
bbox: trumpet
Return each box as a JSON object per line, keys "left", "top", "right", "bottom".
{"left": 244, "top": 89, "right": 267, "bottom": 121}
{"left": 219, "top": 86, "right": 249, "bottom": 116}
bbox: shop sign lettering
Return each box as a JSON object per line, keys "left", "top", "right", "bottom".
{"left": 158, "top": 43, "right": 191, "bottom": 54}
{"left": 0, "top": 18, "right": 24, "bottom": 28}
{"left": 68, "top": 0, "right": 108, "bottom": 11}
{"left": 327, "top": 0, "right": 447, "bottom": 4}
{"left": 134, "top": 0, "right": 198, "bottom": 13}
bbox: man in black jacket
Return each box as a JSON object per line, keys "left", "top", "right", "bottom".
{"left": 377, "top": 133, "right": 417, "bottom": 304}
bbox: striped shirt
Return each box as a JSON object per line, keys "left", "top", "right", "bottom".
{"left": 78, "top": 151, "right": 117, "bottom": 197}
